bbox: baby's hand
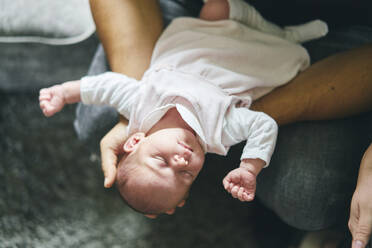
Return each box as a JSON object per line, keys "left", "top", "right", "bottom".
{"left": 39, "top": 85, "right": 65, "bottom": 117}
{"left": 223, "top": 167, "right": 257, "bottom": 202}
{"left": 223, "top": 159, "right": 265, "bottom": 202}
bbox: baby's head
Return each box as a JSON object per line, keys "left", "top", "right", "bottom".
{"left": 116, "top": 128, "right": 205, "bottom": 216}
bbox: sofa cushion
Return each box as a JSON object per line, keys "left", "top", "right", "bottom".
{"left": 0, "top": 0, "right": 95, "bottom": 45}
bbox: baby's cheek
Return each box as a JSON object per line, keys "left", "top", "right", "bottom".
{"left": 193, "top": 159, "right": 204, "bottom": 172}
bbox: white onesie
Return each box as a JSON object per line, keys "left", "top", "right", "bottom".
{"left": 80, "top": 2, "right": 327, "bottom": 166}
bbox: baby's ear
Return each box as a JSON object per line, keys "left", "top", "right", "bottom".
{"left": 123, "top": 132, "right": 145, "bottom": 153}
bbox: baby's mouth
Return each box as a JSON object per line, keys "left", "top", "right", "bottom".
{"left": 178, "top": 141, "right": 193, "bottom": 153}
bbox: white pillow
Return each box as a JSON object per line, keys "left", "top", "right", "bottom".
{"left": 0, "top": 0, "right": 95, "bottom": 45}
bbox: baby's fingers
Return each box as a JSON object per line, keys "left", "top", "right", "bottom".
{"left": 223, "top": 177, "right": 235, "bottom": 193}
{"left": 237, "top": 187, "right": 245, "bottom": 201}
{"left": 223, "top": 178, "right": 228, "bottom": 189}
{"left": 39, "top": 90, "right": 51, "bottom": 101}
{"left": 231, "top": 185, "right": 240, "bottom": 198}
{"left": 244, "top": 192, "right": 255, "bottom": 201}
{"left": 223, "top": 178, "right": 231, "bottom": 191}
{"left": 40, "top": 101, "right": 56, "bottom": 117}
{"left": 237, "top": 188, "right": 254, "bottom": 202}
{"left": 39, "top": 100, "right": 49, "bottom": 112}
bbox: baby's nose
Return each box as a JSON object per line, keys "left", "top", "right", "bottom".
{"left": 173, "top": 154, "right": 189, "bottom": 166}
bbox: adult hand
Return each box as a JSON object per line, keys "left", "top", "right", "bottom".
{"left": 100, "top": 117, "right": 129, "bottom": 188}
{"left": 349, "top": 143, "right": 372, "bottom": 248}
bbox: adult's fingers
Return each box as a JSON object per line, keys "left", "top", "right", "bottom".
{"left": 166, "top": 209, "right": 175, "bottom": 215}
{"left": 177, "top": 200, "right": 186, "bottom": 207}
{"left": 100, "top": 137, "right": 118, "bottom": 188}
{"left": 351, "top": 217, "right": 372, "bottom": 248}
{"left": 145, "top": 214, "right": 157, "bottom": 219}
{"left": 349, "top": 199, "right": 372, "bottom": 248}
{"left": 100, "top": 119, "right": 128, "bottom": 188}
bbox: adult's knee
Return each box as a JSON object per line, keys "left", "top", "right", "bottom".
{"left": 257, "top": 166, "right": 354, "bottom": 230}
{"left": 256, "top": 118, "right": 367, "bottom": 230}
{"left": 199, "top": 0, "right": 229, "bottom": 21}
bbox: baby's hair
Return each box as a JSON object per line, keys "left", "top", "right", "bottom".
{"left": 115, "top": 155, "right": 181, "bottom": 215}
{"left": 116, "top": 172, "right": 168, "bottom": 215}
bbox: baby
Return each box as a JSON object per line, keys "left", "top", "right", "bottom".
{"left": 39, "top": 0, "right": 327, "bottom": 218}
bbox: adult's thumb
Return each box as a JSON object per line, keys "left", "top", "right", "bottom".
{"left": 352, "top": 219, "right": 372, "bottom": 248}
{"left": 101, "top": 146, "right": 118, "bottom": 188}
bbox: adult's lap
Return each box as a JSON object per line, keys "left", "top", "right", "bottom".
{"left": 73, "top": 0, "right": 372, "bottom": 230}
{"left": 256, "top": 112, "right": 372, "bottom": 230}
{"left": 255, "top": 26, "right": 372, "bottom": 230}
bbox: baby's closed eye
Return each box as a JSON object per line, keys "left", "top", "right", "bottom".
{"left": 153, "top": 156, "right": 167, "bottom": 165}
{"left": 180, "top": 170, "right": 193, "bottom": 178}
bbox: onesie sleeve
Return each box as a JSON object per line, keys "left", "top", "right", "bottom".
{"left": 80, "top": 72, "right": 140, "bottom": 119}
{"left": 224, "top": 106, "right": 278, "bottom": 167}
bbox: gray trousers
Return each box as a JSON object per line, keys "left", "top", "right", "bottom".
{"left": 74, "top": 0, "right": 372, "bottom": 232}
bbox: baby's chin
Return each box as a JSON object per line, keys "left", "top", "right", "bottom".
{"left": 184, "top": 131, "right": 204, "bottom": 156}
{"left": 176, "top": 127, "right": 200, "bottom": 146}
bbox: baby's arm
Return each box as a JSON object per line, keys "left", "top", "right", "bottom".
{"left": 223, "top": 106, "right": 278, "bottom": 201}
{"left": 40, "top": 72, "right": 140, "bottom": 118}
{"left": 39, "top": 80, "right": 81, "bottom": 117}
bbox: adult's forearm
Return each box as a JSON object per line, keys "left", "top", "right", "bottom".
{"left": 89, "top": 0, "right": 163, "bottom": 79}
{"left": 251, "top": 44, "right": 372, "bottom": 126}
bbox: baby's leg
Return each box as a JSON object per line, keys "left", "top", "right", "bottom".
{"left": 203, "top": 0, "right": 328, "bottom": 43}
{"left": 200, "top": 0, "right": 286, "bottom": 36}
{"left": 227, "top": 0, "right": 287, "bottom": 38}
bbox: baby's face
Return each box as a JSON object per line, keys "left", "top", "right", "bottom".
{"left": 137, "top": 127, "right": 204, "bottom": 185}
{"left": 125, "top": 128, "right": 205, "bottom": 210}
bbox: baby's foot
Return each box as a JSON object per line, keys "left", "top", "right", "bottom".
{"left": 200, "top": 0, "right": 230, "bottom": 21}
{"left": 223, "top": 167, "right": 257, "bottom": 201}
{"left": 284, "top": 20, "right": 328, "bottom": 43}
{"left": 39, "top": 85, "right": 66, "bottom": 117}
